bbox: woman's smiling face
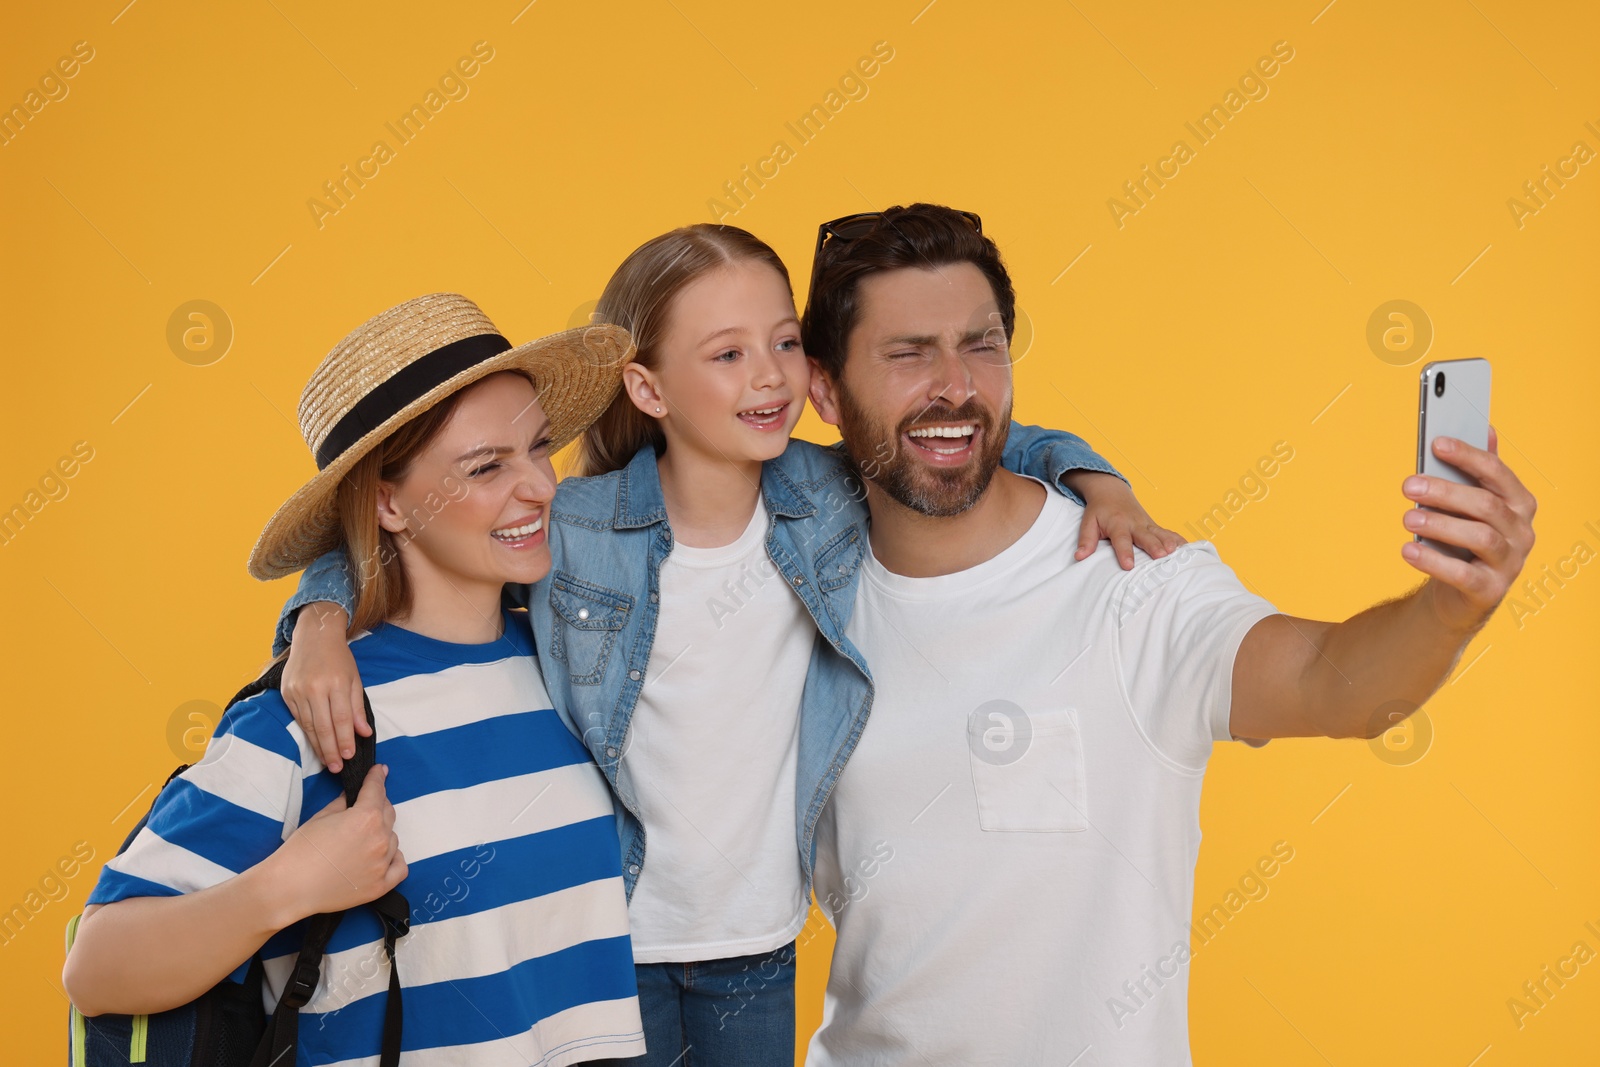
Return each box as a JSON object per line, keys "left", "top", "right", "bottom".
{"left": 377, "top": 371, "right": 559, "bottom": 594}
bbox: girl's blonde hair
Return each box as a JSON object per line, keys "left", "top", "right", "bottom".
{"left": 568, "top": 224, "right": 791, "bottom": 477}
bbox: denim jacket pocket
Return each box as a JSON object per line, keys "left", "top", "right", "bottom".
{"left": 814, "top": 525, "right": 865, "bottom": 592}
{"left": 547, "top": 571, "right": 633, "bottom": 685}
{"left": 967, "top": 705, "right": 1088, "bottom": 833}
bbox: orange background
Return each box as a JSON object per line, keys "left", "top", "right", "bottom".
{"left": 3, "top": 1, "right": 1597, "bottom": 1063}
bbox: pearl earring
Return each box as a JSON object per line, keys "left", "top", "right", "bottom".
{"left": 655, "top": 406, "right": 663, "bottom": 413}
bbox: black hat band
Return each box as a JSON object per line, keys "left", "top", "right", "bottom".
{"left": 315, "top": 332, "right": 513, "bottom": 470}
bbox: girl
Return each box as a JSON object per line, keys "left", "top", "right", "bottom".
{"left": 275, "top": 224, "right": 1183, "bottom": 1065}
{"left": 64, "top": 296, "right": 647, "bottom": 1065}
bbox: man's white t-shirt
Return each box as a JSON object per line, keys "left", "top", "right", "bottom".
{"left": 621, "top": 496, "right": 813, "bottom": 963}
{"left": 808, "top": 480, "right": 1279, "bottom": 1066}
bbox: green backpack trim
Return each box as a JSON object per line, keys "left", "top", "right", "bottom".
{"left": 66, "top": 914, "right": 86, "bottom": 1066}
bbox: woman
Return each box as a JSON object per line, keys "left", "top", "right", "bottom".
{"left": 274, "top": 219, "right": 1182, "bottom": 1065}
{"left": 64, "top": 295, "right": 648, "bottom": 1065}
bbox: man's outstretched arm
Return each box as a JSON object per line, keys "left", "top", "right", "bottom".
{"left": 1230, "top": 428, "right": 1536, "bottom": 740}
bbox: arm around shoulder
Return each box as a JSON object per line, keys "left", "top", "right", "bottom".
{"left": 273, "top": 547, "right": 358, "bottom": 656}
{"left": 1003, "top": 421, "right": 1124, "bottom": 504}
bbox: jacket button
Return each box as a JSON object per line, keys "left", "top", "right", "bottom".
{"left": 791, "top": 575, "right": 805, "bottom": 586}
{"left": 629, "top": 669, "right": 642, "bottom": 681}
{"left": 649, "top": 592, "right": 659, "bottom": 603}
{"left": 628, "top": 864, "right": 641, "bottom": 875}
{"left": 606, "top": 746, "right": 619, "bottom": 758}
{"left": 577, "top": 608, "right": 590, "bottom": 620}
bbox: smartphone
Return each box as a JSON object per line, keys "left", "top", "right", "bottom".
{"left": 1416, "top": 358, "right": 1491, "bottom": 561}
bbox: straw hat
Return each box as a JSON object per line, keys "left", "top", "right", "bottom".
{"left": 248, "top": 293, "right": 633, "bottom": 581}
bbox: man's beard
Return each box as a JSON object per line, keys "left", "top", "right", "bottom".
{"left": 834, "top": 383, "right": 1011, "bottom": 517}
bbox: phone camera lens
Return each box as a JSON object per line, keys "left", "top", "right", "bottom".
{"left": 1434, "top": 373, "right": 1446, "bottom": 397}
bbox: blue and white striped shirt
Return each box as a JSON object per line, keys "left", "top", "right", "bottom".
{"left": 87, "top": 609, "right": 646, "bottom": 1066}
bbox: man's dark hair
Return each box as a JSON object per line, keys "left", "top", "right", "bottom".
{"left": 801, "top": 202, "right": 1016, "bottom": 379}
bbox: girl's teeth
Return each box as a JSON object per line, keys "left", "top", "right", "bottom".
{"left": 492, "top": 518, "right": 543, "bottom": 541}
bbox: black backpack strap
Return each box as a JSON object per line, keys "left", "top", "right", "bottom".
{"left": 226, "top": 658, "right": 288, "bottom": 713}
{"left": 253, "top": 912, "right": 343, "bottom": 1067}
{"left": 336, "top": 686, "right": 379, "bottom": 806}
{"left": 329, "top": 688, "right": 410, "bottom": 1066}
{"left": 246, "top": 667, "right": 409, "bottom": 1067}
{"left": 369, "top": 889, "right": 411, "bottom": 1065}
{"left": 252, "top": 889, "right": 410, "bottom": 1067}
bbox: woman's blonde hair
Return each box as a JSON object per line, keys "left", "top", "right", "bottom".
{"left": 336, "top": 370, "right": 535, "bottom": 635}
{"left": 568, "top": 224, "right": 791, "bottom": 477}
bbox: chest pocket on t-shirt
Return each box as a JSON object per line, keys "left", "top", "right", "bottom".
{"left": 548, "top": 572, "right": 632, "bottom": 685}
{"left": 966, "top": 705, "right": 1088, "bottom": 833}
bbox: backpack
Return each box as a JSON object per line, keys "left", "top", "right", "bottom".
{"left": 66, "top": 660, "right": 411, "bottom": 1067}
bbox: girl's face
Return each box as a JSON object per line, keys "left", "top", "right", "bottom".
{"left": 377, "top": 372, "right": 558, "bottom": 598}
{"left": 626, "top": 259, "right": 809, "bottom": 465}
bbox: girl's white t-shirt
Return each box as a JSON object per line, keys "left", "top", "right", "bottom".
{"left": 620, "top": 497, "right": 813, "bottom": 962}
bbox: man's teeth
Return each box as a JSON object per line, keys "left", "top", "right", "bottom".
{"left": 907, "top": 425, "right": 976, "bottom": 439}
{"left": 491, "top": 518, "right": 543, "bottom": 541}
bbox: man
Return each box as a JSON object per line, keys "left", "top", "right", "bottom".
{"left": 798, "top": 203, "right": 1535, "bottom": 1064}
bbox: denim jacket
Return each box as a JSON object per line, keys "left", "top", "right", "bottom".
{"left": 274, "top": 424, "right": 1122, "bottom": 901}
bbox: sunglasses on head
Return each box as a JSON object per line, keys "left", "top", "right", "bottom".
{"left": 812, "top": 209, "right": 984, "bottom": 260}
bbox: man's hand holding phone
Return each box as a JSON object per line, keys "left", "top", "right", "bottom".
{"left": 1401, "top": 427, "right": 1537, "bottom": 634}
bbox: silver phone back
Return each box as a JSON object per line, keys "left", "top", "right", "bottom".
{"left": 1417, "top": 358, "right": 1492, "bottom": 559}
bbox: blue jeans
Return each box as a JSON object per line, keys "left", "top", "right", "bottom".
{"left": 594, "top": 941, "right": 797, "bottom": 1067}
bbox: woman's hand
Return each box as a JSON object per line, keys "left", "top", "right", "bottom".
{"left": 63, "top": 765, "right": 406, "bottom": 1018}
{"left": 1064, "top": 471, "right": 1186, "bottom": 569}
{"left": 283, "top": 604, "right": 367, "bottom": 771}
{"left": 266, "top": 765, "right": 407, "bottom": 920}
